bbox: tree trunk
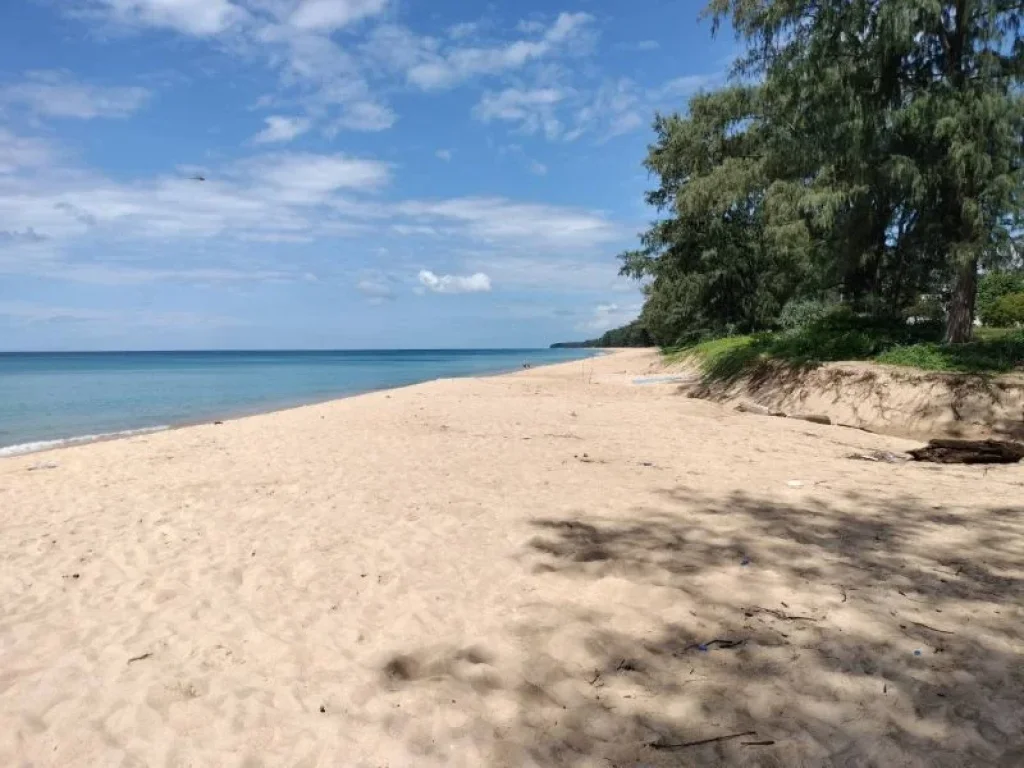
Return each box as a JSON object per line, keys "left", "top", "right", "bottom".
{"left": 944, "top": 257, "right": 978, "bottom": 344}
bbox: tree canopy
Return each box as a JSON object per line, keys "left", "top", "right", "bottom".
{"left": 621, "top": 0, "right": 1024, "bottom": 347}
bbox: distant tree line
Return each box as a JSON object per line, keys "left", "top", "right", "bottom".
{"left": 550, "top": 320, "right": 653, "bottom": 348}
{"left": 614, "top": 0, "right": 1023, "bottom": 348}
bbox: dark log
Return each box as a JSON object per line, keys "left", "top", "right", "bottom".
{"left": 908, "top": 439, "right": 1024, "bottom": 465}
{"left": 791, "top": 413, "right": 833, "bottom": 426}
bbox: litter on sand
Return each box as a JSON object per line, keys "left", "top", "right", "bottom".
{"left": 632, "top": 375, "right": 692, "bottom": 385}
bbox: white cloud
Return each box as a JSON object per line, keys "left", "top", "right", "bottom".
{"left": 0, "top": 71, "right": 150, "bottom": 119}
{"left": 246, "top": 152, "right": 392, "bottom": 199}
{"left": 607, "top": 111, "right": 645, "bottom": 137}
{"left": 398, "top": 197, "right": 618, "bottom": 249}
{"left": 403, "top": 12, "right": 593, "bottom": 90}
{"left": 328, "top": 101, "right": 395, "bottom": 132}
{"left": 652, "top": 73, "right": 722, "bottom": 101}
{"left": 468, "top": 256, "right": 634, "bottom": 294}
{"left": 88, "top": 0, "right": 247, "bottom": 36}
{"left": 356, "top": 277, "right": 395, "bottom": 302}
{"left": 76, "top": 1, "right": 392, "bottom": 137}
{"left": 0, "top": 129, "right": 53, "bottom": 173}
{"left": 529, "top": 160, "right": 548, "bottom": 176}
{"left": 576, "top": 302, "right": 642, "bottom": 332}
{"left": 447, "top": 21, "right": 481, "bottom": 40}
{"left": 435, "top": 149, "right": 452, "bottom": 162}
{"left": 418, "top": 270, "right": 492, "bottom": 294}
{"left": 473, "top": 87, "right": 565, "bottom": 138}
{"left": 392, "top": 224, "right": 439, "bottom": 236}
{"left": 252, "top": 115, "right": 312, "bottom": 143}
{"left": 570, "top": 78, "right": 640, "bottom": 141}
{"left": 619, "top": 40, "right": 659, "bottom": 52}
{"left": 0, "top": 300, "right": 243, "bottom": 328}
{"left": 288, "top": 0, "right": 388, "bottom": 31}
{"left": 0, "top": 150, "right": 390, "bottom": 266}
{"left": 0, "top": 130, "right": 623, "bottom": 289}
{"left": 564, "top": 71, "right": 722, "bottom": 142}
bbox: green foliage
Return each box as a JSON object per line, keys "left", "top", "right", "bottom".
{"left": 903, "top": 295, "right": 946, "bottom": 324}
{"left": 978, "top": 271, "right": 1024, "bottom": 326}
{"left": 592, "top": 321, "right": 654, "bottom": 348}
{"left": 667, "top": 334, "right": 763, "bottom": 381}
{"left": 777, "top": 299, "right": 835, "bottom": 331}
{"left": 672, "top": 325, "right": 1024, "bottom": 378}
{"left": 878, "top": 332, "right": 1024, "bottom": 373}
{"left": 985, "top": 292, "right": 1024, "bottom": 328}
{"left": 551, "top": 320, "right": 653, "bottom": 349}
{"left": 621, "top": 0, "right": 1024, "bottom": 347}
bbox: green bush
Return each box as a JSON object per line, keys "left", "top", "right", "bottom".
{"left": 978, "top": 271, "right": 1024, "bottom": 326}
{"left": 986, "top": 292, "right": 1024, "bottom": 328}
{"left": 903, "top": 295, "right": 946, "bottom": 323}
{"left": 777, "top": 299, "right": 835, "bottom": 331}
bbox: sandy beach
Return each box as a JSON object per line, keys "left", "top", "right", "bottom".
{"left": 1, "top": 349, "right": 1022, "bottom": 767}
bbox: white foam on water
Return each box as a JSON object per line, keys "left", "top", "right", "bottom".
{"left": 0, "top": 425, "right": 171, "bottom": 458}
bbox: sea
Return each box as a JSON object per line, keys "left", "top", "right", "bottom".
{"left": 0, "top": 349, "right": 598, "bottom": 457}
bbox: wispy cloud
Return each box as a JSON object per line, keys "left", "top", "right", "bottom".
{"left": 0, "top": 132, "right": 624, "bottom": 289}
{"left": 245, "top": 152, "right": 392, "bottom": 197}
{"left": 617, "top": 39, "right": 660, "bottom": 52}
{"left": 356, "top": 276, "right": 396, "bottom": 303}
{"left": 473, "top": 87, "right": 566, "bottom": 139}
{"left": 364, "top": 13, "right": 594, "bottom": 91}
{"left": 0, "top": 300, "right": 244, "bottom": 328}
{"left": 418, "top": 270, "right": 492, "bottom": 294}
{"left": 74, "top": 0, "right": 392, "bottom": 136}
{"left": 398, "top": 197, "right": 619, "bottom": 249}
{"left": 83, "top": 0, "right": 248, "bottom": 37}
{"left": 563, "top": 71, "right": 724, "bottom": 142}
{"left": 467, "top": 255, "right": 635, "bottom": 294}
{"left": 0, "top": 70, "right": 150, "bottom": 119}
{"left": 575, "top": 302, "right": 642, "bottom": 332}
{"left": 252, "top": 115, "right": 312, "bottom": 144}
{"left": 435, "top": 149, "right": 452, "bottom": 162}
{"left": 288, "top": 0, "right": 389, "bottom": 32}
{"left": 0, "top": 129, "right": 53, "bottom": 173}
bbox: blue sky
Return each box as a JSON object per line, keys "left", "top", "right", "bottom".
{"left": 0, "top": 0, "right": 735, "bottom": 350}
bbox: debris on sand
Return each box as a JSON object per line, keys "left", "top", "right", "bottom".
{"left": 735, "top": 401, "right": 775, "bottom": 417}
{"left": 847, "top": 450, "right": 909, "bottom": 463}
{"left": 791, "top": 413, "right": 832, "bottom": 426}
{"left": 908, "top": 439, "right": 1024, "bottom": 465}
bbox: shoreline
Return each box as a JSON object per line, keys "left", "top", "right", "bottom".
{"left": 0, "top": 350, "right": 606, "bottom": 459}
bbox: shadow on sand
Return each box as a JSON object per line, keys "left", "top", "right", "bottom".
{"left": 379, "top": 489, "right": 1024, "bottom": 766}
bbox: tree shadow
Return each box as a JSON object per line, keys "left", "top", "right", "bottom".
{"left": 376, "top": 490, "right": 1024, "bottom": 766}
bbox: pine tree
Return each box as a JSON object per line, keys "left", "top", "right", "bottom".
{"left": 706, "top": 0, "right": 1024, "bottom": 342}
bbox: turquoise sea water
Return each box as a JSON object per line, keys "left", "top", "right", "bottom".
{"left": 0, "top": 349, "right": 598, "bottom": 456}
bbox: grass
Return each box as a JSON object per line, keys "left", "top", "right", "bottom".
{"left": 666, "top": 321, "right": 1024, "bottom": 380}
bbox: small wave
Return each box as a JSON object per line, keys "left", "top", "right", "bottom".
{"left": 0, "top": 425, "right": 170, "bottom": 458}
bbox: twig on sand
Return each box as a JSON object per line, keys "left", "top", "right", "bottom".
{"left": 908, "top": 620, "right": 955, "bottom": 635}
{"left": 127, "top": 652, "right": 153, "bottom": 664}
{"left": 683, "top": 638, "right": 745, "bottom": 652}
{"left": 750, "top": 607, "right": 819, "bottom": 622}
{"left": 742, "top": 740, "right": 776, "bottom": 747}
{"left": 897, "top": 588, "right": 927, "bottom": 603}
{"left": 650, "top": 730, "right": 758, "bottom": 750}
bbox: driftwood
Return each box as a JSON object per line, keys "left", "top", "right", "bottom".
{"left": 791, "top": 413, "right": 833, "bottom": 426}
{"left": 908, "top": 439, "right": 1024, "bottom": 465}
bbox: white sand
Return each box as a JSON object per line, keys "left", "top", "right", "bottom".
{"left": 1, "top": 349, "right": 1022, "bottom": 767}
